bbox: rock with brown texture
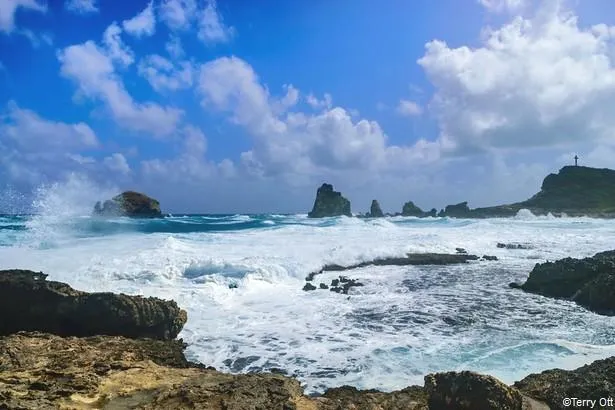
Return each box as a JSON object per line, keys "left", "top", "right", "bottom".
{"left": 94, "top": 191, "right": 163, "bottom": 218}
{"left": 0, "top": 269, "right": 186, "bottom": 340}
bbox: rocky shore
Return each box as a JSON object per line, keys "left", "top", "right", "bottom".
{"left": 2, "top": 264, "right": 615, "bottom": 409}
{"left": 308, "top": 166, "right": 615, "bottom": 219}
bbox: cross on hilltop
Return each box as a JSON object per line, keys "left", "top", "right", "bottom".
{"left": 574, "top": 155, "right": 579, "bottom": 166}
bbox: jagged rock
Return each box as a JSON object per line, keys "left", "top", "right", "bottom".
{"left": 308, "top": 183, "right": 352, "bottom": 218}
{"left": 438, "top": 201, "right": 472, "bottom": 218}
{"left": 482, "top": 255, "right": 498, "bottom": 261}
{"left": 303, "top": 283, "right": 317, "bottom": 291}
{"left": 319, "top": 283, "right": 329, "bottom": 289}
{"left": 515, "top": 355, "right": 615, "bottom": 410}
{"left": 320, "top": 385, "right": 428, "bottom": 409}
{"left": 0, "top": 270, "right": 186, "bottom": 340}
{"left": 94, "top": 191, "right": 162, "bottom": 218}
{"left": 368, "top": 199, "right": 384, "bottom": 217}
{"left": 497, "top": 242, "right": 532, "bottom": 250}
{"left": 425, "top": 371, "right": 523, "bottom": 410}
{"left": 511, "top": 250, "right": 615, "bottom": 314}
{"left": 402, "top": 201, "right": 436, "bottom": 217}
{"left": 456, "top": 248, "right": 467, "bottom": 254}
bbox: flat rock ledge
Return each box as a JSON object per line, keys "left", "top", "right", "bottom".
{"left": 0, "top": 269, "right": 186, "bottom": 340}
{"left": 2, "top": 268, "right": 615, "bottom": 409}
{"left": 510, "top": 250, "right": 615, "bottom": 315}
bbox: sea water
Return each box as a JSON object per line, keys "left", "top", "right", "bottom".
{"left": 1, "top": 178, "right": 615, "bottom": 393}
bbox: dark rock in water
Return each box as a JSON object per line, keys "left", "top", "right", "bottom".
{"left": 339, "top": 276, "right": 350, "bottom": 283}
{"left": 368, "top": 199, "right": 384, "bottom": 217}
{"left": 515, "top": 355, "right": 615, "bottom": 410}
{"left": 514, "top": 250, "right": 615, "bottom": 315}
{"left": 497, "top": 242, "right": 532, "bottom": 250}
{"left": 330, "top": 287, "right": 342, "bottom": 293}
{"left": 303, "top": 282, "right": 317, "bottom": 291}
{"left": 319, "top": 283, "right": 329, "bottom": 289}
{"left": 0, "top": 270, "right": 186, "bottom": 340}
{"left": 456, "top": 247, "right": 467, "bottom": 254}
{"left": 308, "top": 183, "right": 352, "bottom": 218}
{"left": 228, "top": 282, "right": 238, "bottom": 289}
{"left": 509, "top": 282, "right": 523, "bottom": 289}
{"left": 401, "top": 201, "right": 435, "bottom": 217}
{"left": 94, "top": 191, "right": 162, "bottom": 218}
{"left": 438, "top": 201, "right": 472, "bottom": 218}
{"left": 425, "top": 371, "right": 523, "bottom": 410}
{"left": 331, "top": 279, "right": 340, "bottom": 287}
{"left": 482, "top": 255, "right": 498, "bottom": 261}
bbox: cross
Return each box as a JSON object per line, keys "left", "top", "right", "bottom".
{"left": 574, "top": 155, "right": 579, "bottom": 166}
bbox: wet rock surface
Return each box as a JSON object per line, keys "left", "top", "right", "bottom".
{"left": 511, "top": 250, "right": 615, "bottom": 315}
{"left": 308, "top": 183, "right": 352, "bottom": 218}
{"left": 0, "top": 269, "right": 187, "bottom": 340}
{"left": 94, "top": 191, "right": 163, "bottom": 218}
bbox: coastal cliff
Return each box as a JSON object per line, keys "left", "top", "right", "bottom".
{"left": 2, "top": 268, "right": 615, "bottom": 409}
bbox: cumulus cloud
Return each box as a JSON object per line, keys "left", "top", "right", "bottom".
{"left": 198, "top": 0, "right": 234, "bottom": 45}
{"left": 159, "top": 0, "right": 197, "bottom": 31}
{"left": 65, "top": 0, "right": 98, "bottom": 14}
{"left": 165, "top": 35, "right": 184, "bottom": 58}
{"left": 1, "top": 101, "right": 98, "bottom": 151}
{"left": 104, "top": 153, "right": 131, "bottom": 174}
{"left": 102, "top": 23, "right": 134, "bottom": 66}
{"left": 479, "top": 0, "right": 527, "bottom": 14}
{"left": 198, "top": 56, "right": 442, "bottom": 179}
{"left": 396, "top": 100, "right": 423, "bottom": 117}
{"left": 58, "top": 39, "right": 183, "bottom": 137}
{"left": 306, "top": 93, "right": 332, "bottom": 110}
{"left": 0, "top": 0, "right": 46, "bottom": 33}
{"left": 122, "top": 1, "right": 155, "bottom": 38}
{"left": 418, "top": 2, "right": 615, "bottom": 155}
{"left": 138, "top": 54, "right": 194, "bottom": 92}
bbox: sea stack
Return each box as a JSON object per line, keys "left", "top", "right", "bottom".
{"left": 94, "top": 191, "right": 163, "bottom": 218}
{"left": 401, "top": 201, "right": 437, "bottom": 217}
{"left": 308, "top": 183, "right": 352, "bottom": 218}
{"left": 368, "top": 200, "right": 384, "bottom": 217}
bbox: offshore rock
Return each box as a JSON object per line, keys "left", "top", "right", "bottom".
{"left": 438, "top": 202, "right": 472, "bottom": 218}
{"left": 94, "top": 191, "right": 162, "bottom": 218}
{"left": 402, "top": 201, "right": 436, "bottom": 217}
{"left": 308, "top": 183, "right": 352, "bottom": 218}
{"left": 368, "top": 199, "right": 384, "bottom": 217}
{"left": 0, "top": 270, "right": 186, "bottom": 340}
{"left": 511, "top": 250, "right": 615, "bottom": 315}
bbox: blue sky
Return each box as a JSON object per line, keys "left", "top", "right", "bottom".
{"left": 2, "top": 0, "right": 615, "bottom": 213}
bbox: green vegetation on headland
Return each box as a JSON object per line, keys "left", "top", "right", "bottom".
{"left": 308, "top": 165, "right": 615, "bottom": 218}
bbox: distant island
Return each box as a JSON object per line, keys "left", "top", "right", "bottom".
{"left": 308, "top": 165, "right": 615, "bottom": 218}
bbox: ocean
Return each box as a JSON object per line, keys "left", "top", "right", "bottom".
{"left": 2, "top": 182, "right": 615, "bottom": 394}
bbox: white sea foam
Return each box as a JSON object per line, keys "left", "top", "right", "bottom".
{"left": 1, "top": 179, "right": 615, "bottom": 393}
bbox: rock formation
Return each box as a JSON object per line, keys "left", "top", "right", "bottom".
{"left": 510, "top": 250, "right": 615, "bottom": 315}
{"left": 94, "top": 191, "right": 163, "bottom": 218}
{"left": 438, "top": 201, "right": 472, "bottom": 218}
{"left": 402, "top": 201, "right": 437, "bottom": 217}
{"left": 308, "top": 183, "right": 352, "bottom": 218}
{"left": 0, "top": 270, "right": 186, "bottom": 340}
{"left": 3, "top": 268, "right": 615, "bottom": 409}
{"left": 368, "top": 199, "right": 384, "bottom": 217}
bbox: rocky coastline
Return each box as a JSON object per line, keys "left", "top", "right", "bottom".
{"left": 2, "top": 257, "right": 615, "bottom": 409}
{"left": 308, "top": 165, "right": 615, "bottom": 219}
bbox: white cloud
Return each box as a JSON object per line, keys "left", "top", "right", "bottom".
{"left": 396, "top": 100, "right": 423, "bottom": 117}
{"left": 122, "top": 1, "right": 155, "bottom": 38}
{"left": 65, "top": 0, "right": 98, "bottom": 14}
{"left": 159, "top": 0, "right": 197, "bottom": 31}
{"left": 18, "top": 28, "right": 53, "bottom": 48}
{"left": 198, "top": 0, "right": 234, "bottom": 45}
{"left": 102, "top": 23, "right": 134, "bottom": 67}
{"left": 198, "top": 56, "right": 442, "bottom": 179}
{"left": 138, "top": 54, "right": 194, "bottom": 92}
{"left": 58, "top": 40, "right": 183, "bottom": 137}
{"left": 104, "top": 153, "right": 131, "bottom": 174}
{"left": 1, "top": 101, "right": 98, "bottom": 151}
{"left": 0, "top": 0, "right": 46, "bottom": 33}
{"left": 418, "top": 3, "right": 615, "bottom": 154}
{"left": 165, "top": 35, "right": 184, "bottom": 58}
{"left": 306, "top": 93, "right": 332, "bottom": 110}
{"left": 479, "top": 0, "right": 526, "bottom": 13}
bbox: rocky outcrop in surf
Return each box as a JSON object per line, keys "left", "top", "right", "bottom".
{"left": 94, "top": 191, "right": 163, "bottom": 218}
{"left": 368, "top": 199, "right": 384, "bottom": 217}
{"left": 510, "top": 250, "right": 615, "bottom": 315}
{"left": 402, "top": 201, "right": 437, "bottom": 217}
{"left": 308, "top": 183, "right": 352, "bottom": 218}
{"left": 0, "top": 269, "right": 186, "bottom": 340}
